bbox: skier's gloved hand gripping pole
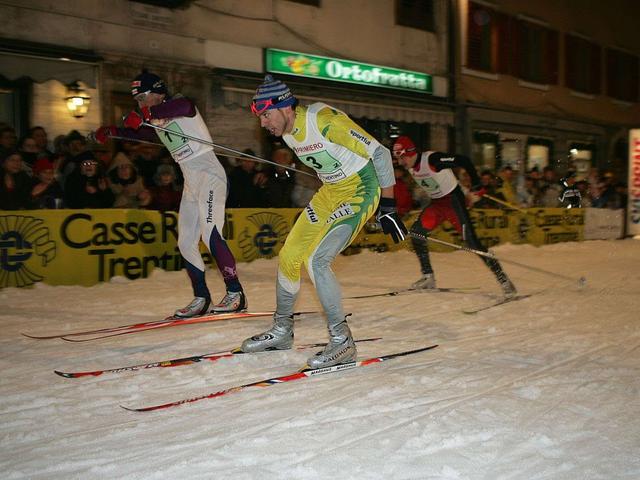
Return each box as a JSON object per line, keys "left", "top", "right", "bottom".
{"left": 409, "top": 230, "right": 586, "bottom": 287}
{"left": 140, "top": 121, "right": 315, "bottom": 178}
{"left": 377, "top": 197, "right": 408, "bottom": 243}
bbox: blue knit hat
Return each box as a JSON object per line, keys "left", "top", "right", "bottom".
{"left": 251, "top": 75, "right": 296, "bottom": 115}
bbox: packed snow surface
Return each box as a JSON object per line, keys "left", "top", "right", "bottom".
{"left": 1, "top": 239, "right": 639, "bottom": 479}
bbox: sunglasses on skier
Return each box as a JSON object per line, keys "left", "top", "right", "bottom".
{"left": 250, "top": 98, "right": 277, "bottom": 116}
{"left": 392, "top": 147, "right": 407, "bottom": 158}
{"left": 133, "top": 91, "right": 151, "bottom": 102}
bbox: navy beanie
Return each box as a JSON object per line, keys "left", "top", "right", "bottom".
{"left": 131, "top": 71, "right": 167, "bottom": 97}
{"left": 251, "top": 75, "right": 296, "bottom": 113}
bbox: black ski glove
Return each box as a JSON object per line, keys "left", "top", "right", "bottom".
{"left": 376, "top": 197, "right": 408, "bottom": 244}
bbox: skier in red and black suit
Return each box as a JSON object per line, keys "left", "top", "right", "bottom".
{"left": 392, "top": 135, "right": 516, "bottom": 297}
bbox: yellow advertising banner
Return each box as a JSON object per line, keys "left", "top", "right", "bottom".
{"left": 0, "top": 209, "right": 301, "bottom": 288}
{"left": 0, "top": 207, "right": 584, "bottom": 288}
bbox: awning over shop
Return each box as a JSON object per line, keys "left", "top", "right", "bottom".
{"left": 222, "top": 86, "right": 453, "bottom": 126}
{"left": 0, "top": 39, "right": 101, "bottom": 88}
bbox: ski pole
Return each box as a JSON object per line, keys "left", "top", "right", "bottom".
{"left": 141, "top": 122, "right": 315, "bottom": 177}
{"left": 483, "top": 193, "right": 532, "bottom": 214}
{"left": 107, "top": 135, "right": 165, "bottom": 147}
{"left": 93, "top": 134, "right": 268, "bottom": 164}
{"left": 408, "top": 231, "right": 587, "bottom": 287}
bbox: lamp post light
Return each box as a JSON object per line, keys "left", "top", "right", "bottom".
{"left": 65, "top": 81, "right": 91, "bottom": 118}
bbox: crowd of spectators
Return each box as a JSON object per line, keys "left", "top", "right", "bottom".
{"left": 0, "top": 123, "right": 628, "bottom": 215}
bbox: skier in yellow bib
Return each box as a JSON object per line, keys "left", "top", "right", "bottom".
{"left": 241, "top": 75, "right": 407, "bottom": 368}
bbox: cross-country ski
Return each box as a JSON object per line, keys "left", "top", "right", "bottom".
{"left": 344, "top": 286, "right": 480, "bottom": 300}
{"left": 21, "top": 311, "right": 275, "bottom": 340}
{"left": 462, "top": 294, "right": 534, "bottom": 314}
{"left": 22, "top": 311, "right": 317, "bottom": 342}
{"left": 54, "top": 337, "right": 382, "bottom": 378}
{"left": 121, "top": 345, "right": 439, "bottom": 412}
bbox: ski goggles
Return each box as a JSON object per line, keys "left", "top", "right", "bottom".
{"left": 250, "top": 98, "right": 276, "bottom": 116}
{"left": 392, "top": 147, "right": 410, "bottom": 158}
{"left": 133, "top": 91, "right": 151, "bottom": 102}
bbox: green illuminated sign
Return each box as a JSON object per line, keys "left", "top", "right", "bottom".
{"left": 265, "top": 48, "right": 432, "bottom": 94}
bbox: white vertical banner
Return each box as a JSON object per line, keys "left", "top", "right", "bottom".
{"left": 629, "top": 129, "right": 640, "bottom": 237}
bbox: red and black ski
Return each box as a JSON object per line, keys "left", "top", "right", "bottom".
{"left": 121, "top": 344, "right": 438, "bottom": 412}
{"left": 22, "top": 311, "right": 314, "bottom": 342}
{"left": 54, "top": 337, "right": 382, "bottom": 378}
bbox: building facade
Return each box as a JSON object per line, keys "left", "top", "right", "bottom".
{"left": 0, "top": 0, "right": 454, "bottom": 158}
{"left": 455, "top": 0, "right": 640, "bottom": 180}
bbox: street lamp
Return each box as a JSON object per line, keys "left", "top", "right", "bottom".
{"left": 65, "top": 81, "right": 91, "bottom": 118}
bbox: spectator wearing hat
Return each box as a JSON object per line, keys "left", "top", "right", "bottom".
{"left": 240, "top": 74, "right": 407, "bottom": 369}
{"left": 31, "top": 157, "right": 64, "bottom": 209}
{"left": 64, "top": 154, "right": 114, "bottom": 209}
{"left": 146, "top": 163, "right": 182, "bottom": 212}
{"left": 108, "top": 152, "right": 151, "bottom": 208}
{"left": 59, "top": 129, "right": 89, "bottom": 183}
{"left": 1, "top": 151, "right": 33, "bottom": 210}
{"left": 91, "top": 70, "right": 247, "bottom": 317}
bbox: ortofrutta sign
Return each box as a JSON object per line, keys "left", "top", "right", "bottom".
{"left": 265, "top": 48, "right": 432, "bottom": 94}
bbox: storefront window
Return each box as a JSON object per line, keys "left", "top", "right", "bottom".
{"left": 526, "top": 137, "right": 552, "bottom": 172}
{"left": 500, "top": 138, "right": 521, "bottom": 170}
{"left": 472, "top": 132, "right": 498, "bottom": 172}
{"left": 569, "top": 143, "right": 594, "bottom": 180}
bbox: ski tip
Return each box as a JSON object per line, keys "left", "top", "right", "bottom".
{"left": 21, "top": 332, "right": 50, "bottom": 340}
{"left": 120, "top": 405, "right": 139, "bottom": 412}
{"left": 54, "top": 370, "right": 73, "bottom": 378}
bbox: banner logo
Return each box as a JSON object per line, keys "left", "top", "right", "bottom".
{"left": 238, "top": 212, "right": 290, "bottom": 261}
{"left": 0, "top": 215, "right": 56, "bottom": 288}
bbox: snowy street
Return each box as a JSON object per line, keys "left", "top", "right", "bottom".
{"left": 1, "top": 240, "right": 639, "bottom": 479}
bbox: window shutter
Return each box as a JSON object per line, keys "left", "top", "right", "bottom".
{"left": 467, "top": 2, "right": 486, "bottom": 71}
{"left": 590, "top": 43, "right": 601, "bottom": 94}
{"left": 496, "top": 12, "right": 513, "bottom": 75}
{"left": 546, "top": 30, "right": 559, "bottom": 84}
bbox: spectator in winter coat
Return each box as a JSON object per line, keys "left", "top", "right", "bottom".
{"left": 108, "top": 152, "right": 151, "bottom": 208}
{"left": 64, "top": 155, "right": 114, "bottom": 209}
{"left": 264, "top": 147, "right": 296, "bottom": 208}
{"left": 31, "top": 157, "right": 64, "bottom": 209}
{"left": 0, "top": 151, "right": 33, "bottom": 210}
{"left": 539, "top": 166, "right": 562, "bottom": 207}
{"left": 17, "top": 136, "right": 40, "bottom": 172}
{"left": 28, "top": 126, "right": 54, "bottom": 160}
{"left": 146, "top": 163, "right": 182, "bottom": 212}
{"left": 226, "top": 150, "right": 268, "bottom": 208}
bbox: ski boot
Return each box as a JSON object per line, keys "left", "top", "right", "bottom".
{"left": 306, "top": 322, "right": 357, "bottom": 369}
{"left": 411, "top": 273, "right": 436, "bottom": 290}
{"left": 241, "top": 313, "right": 294, "bottom": 352}
{"left": 174, "top": 297, "right": 210, "bottom": 318}
{"left": 211, "top": 290, "right": 247, "bottom": 313}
